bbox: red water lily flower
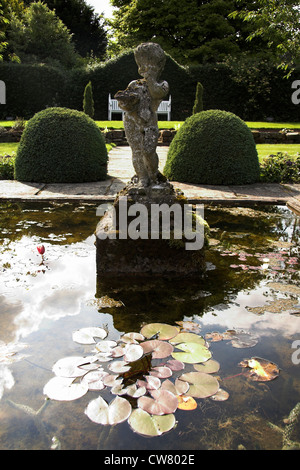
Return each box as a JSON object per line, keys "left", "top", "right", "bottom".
{"left": 37, "top": 245, "right": 45, "bottom": 255}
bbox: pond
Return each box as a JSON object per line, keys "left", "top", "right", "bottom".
{"left": 0, "top": 201, "right": 299, "bottom": 451}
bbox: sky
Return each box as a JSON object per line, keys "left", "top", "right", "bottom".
{"left": 87, "top": 0, "right": 116, "bottom": 18}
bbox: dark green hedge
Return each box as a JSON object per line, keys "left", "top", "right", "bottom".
{"left": 0, "top": 52, "right": 299, "bottom": 121}
{"left": 163, "top": 110, "right": 260, "bottom": 185}
{"left": 14, "top": 107, "right": 107, "bottom": 183}
{"left": 0, "top": 63, "right": 69, "bottom": 119}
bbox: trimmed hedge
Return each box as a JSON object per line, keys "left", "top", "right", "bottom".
{"left": 163, "top": 110, "right": 260, "bottom": 185}
{"left": 0, "top": 63, "right": 69, "bottom": 119}
{"left": 14, "top": 107, "right": 107, "bottom": 183}
{"left": 0, "top": 52, "right": 299, "bottom": 121}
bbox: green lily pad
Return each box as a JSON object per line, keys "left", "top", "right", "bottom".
{"left": 171, "top": 342, "right": 211, "bottom": 364}
{"left": 140, "top": 323, "right": 179, "bottom": 340}
{"left": 128, "top": 408, "right": 176, "bottom": 437}
{"left": 179, "top": 371, "right": 219, "bottom": 398}
{"left": 194, "top": 359, "right": 220, "bottom": 374}
{"left": 170, "top": 332, "right": 205, "bottom": 345}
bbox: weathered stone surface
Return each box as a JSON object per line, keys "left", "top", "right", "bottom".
{"left": 114, "top": 43, "right": 169, "bottom": 187}
{"left": 95, "top": 179, "right": 207, "bottom": 277}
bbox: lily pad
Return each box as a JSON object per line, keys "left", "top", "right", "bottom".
{"left": 194, "top": 359, "right": 220, "bottom": 374}
{"left": 110, "top": 346, "right": 125, "bottom": 358}
{"left": 138, "top": 389, "right": 178, "bottom": 415}
{"left": 122, "top": 344, "right": 144, "bottom": 362}
{"left": 165, "top": 359, "right": 185, "bottom": 371}
{"left": 204, "top": 332, "right": 224, "bottom": 342}
{"left": 52, "top": 356, "right": 90, "bottom": 378}
{"left": 149, "top": 366, "right": 172, "bottom": 379}
{"left": 119, "top": 332, "right": 145, "bottom": 344}
{"left": 93, "top": 340, "right": 117, "bottom": 353}
{"left": 179, "top": 371, "right": 219, "bottom": 398}
{"left": 239, "top": 357, "right": 279, "bottom": 381}
{"left": 161, "top": 378, "right": 189, "bottom": 396}
{"left": 103, "top": 374, "right": 123, "bottom": 388}
{"left": 140, "top": 339, "right": 174, "bottom": 359}
{"left": 171, "top": 342, "right": 211, "bottom": 364}
{"left": 125, "top": 384, "right": 147, "bottom": 398}
{"left": 72, "top": 327, "right": 107, "bottom": 345}
{"left": 210, "top": 388, "right": 229, "bottom": 401}
{"left": 137, "top": 375, "right": 161, "bottom": 390}
{"left": 108, "top": 361, "right": 130, "bottom": 374}
{"left": 140, "top": 323, "right": 178, "bottom": 340}
{"left": 44, "top": 376, "right": 88, "bottom": 401}
{"left": 170, "top": 332, "right": 205, "bottom": 345}
{"left": 175, "top": 321, "right": 201, "bottom": 333}
{"left": 128, "top": 408, "right": 176, "bottom": 437}
{"left": 177, "top": 395, "right": 197, "bottom": 410}
{"left": 230, "top": 331, "right": 258, "bottom": 349}
{"left": 85, "top": 396, "right": 132, "bottom": 425}
{"left": 92, "top": 353, "right": 113, "bottom": 363}
{"left": 80, "top": 370, "right": 109, "bottom": 391}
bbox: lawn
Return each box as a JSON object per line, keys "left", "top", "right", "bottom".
{"left": 256, "top": 144, "right": 300, "bottom": 161}
{"left": 1, "top": 142, "right": 299, "bottom": 161}
{"left": 1, "top": 120, "right": 300, "bottom": 130}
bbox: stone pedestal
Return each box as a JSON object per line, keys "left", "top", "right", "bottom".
{"left": 95, "top": 179, "right": 207, "bottom": 278}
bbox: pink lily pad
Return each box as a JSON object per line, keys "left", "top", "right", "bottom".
{"left": 138, "top": 389, "right": 178, "bottom": 415}
{"left": 140, "top": 339, "right": 174, "bottom": 359}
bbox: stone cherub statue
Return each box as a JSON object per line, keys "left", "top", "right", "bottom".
{"left": 115, "top": 43, "right": 169, "bottom": 187}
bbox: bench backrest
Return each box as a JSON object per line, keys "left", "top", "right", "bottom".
{"left": 108, "top": 94, "right": 171, "bottom": 120}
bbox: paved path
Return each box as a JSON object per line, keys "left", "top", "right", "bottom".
{"left": 0, "top": 146, "right": 299, "bottom": 208}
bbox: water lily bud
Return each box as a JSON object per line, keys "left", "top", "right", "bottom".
{"left": 37, "top": 245, "right": 45, "bottom": 255}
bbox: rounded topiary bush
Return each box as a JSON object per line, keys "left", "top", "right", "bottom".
{"left": 164, "top": 110, "right": 260, "bottom": 185}
{"left": 14, "top": 107, "right": 108, "bottom": 183}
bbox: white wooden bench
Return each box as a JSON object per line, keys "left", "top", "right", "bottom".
{"left": 108, "top": 93, "right": 171, "bottom": 120}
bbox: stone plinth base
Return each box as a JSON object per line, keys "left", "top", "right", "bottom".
{"left": 95, "top": 179, "right": 207, "bottom": 278}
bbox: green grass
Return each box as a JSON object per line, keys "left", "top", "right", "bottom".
{"left": 0, "top": 142, "right": 114, "bottom": 156}
{"left": 246, "top": 122, "right": 300, "bottom": 129}
{"left": 2, "top": 120, "right": 298, "bottom": 130}
{"left": 256, "top": 144, "right": 300, "bottom": 161}
{"left": 1, "top": 142, "right": 299, "bottom": 161}
{"left": 0, "top": 142, "right": 19, "bottom": 155}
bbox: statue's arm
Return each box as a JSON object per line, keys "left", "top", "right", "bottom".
{"left": 146, "top": 76, "right": 169, "bottom": 100}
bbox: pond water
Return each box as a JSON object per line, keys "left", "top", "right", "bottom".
{"left": 0, "top": 201, "right": 299, "bottom": 451}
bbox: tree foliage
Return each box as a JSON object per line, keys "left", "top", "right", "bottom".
{"left": 83, "top": 80, "right": 94, "bottom": 118}
{"left": 8, "top": 1, "right": 78, "bottom": 68}
{"left": 40, "top": 0, "right": 107, "bottom": 59}
{"left": 0, "top": 0, "right": 25, "bottom": 62}
{"left": 108, "top": 0, "right": 276, "bottom": 64}
{"left": 230, "top": 0, "right": 300, "bottom": 73}
{"left": 23, "top": 0, "right": 107, "bottom": 59}
{"left": 192, "top": 82, "right": 204, "bottom": 114}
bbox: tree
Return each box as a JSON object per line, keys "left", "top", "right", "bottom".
{"left": 230, "top": 0, "right": 300, "bottom": 73}
{"left": 108, "top": 0, "right": 275, "bottom": 64}
{"left": 8, "top": 1, "right": 78, "bottom": 68}
{"left": 83, "top": 81, "right": 94, "bottom": 118}
{"left": 23, "top": 0, "right": 107, "bottom": 59}
{"left": 0, "top": 0, "right": 25, "bottom": 62}
{"left": 192, "top": 82, "right": 204, "bottom": 114}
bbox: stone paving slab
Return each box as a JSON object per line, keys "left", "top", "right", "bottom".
{"left": 0, "top": 146, "right": 299, "bottom": 206}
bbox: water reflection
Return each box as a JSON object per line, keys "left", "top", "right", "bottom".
{"left": 0, "top": 202, "right": 299, "bottom": 450}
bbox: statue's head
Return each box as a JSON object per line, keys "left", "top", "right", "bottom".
{"left": 134, "top": 43, "right": 166, "bottom": 79}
